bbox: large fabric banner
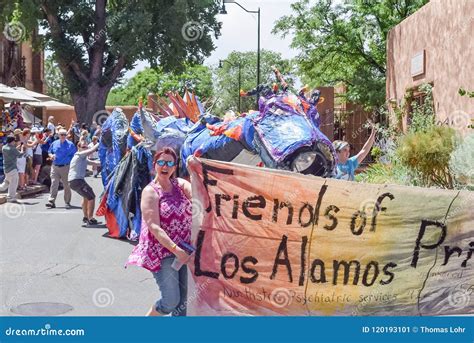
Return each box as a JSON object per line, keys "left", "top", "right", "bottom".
{"left": 187, "top": 158, "right": 473, "bottom": 316}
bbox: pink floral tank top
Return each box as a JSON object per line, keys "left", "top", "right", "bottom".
{"left": 126, "top": 178, "right": 192, "bottom": 272}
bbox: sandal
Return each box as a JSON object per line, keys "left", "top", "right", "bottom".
{"left": 87, "top": 218, "right": 99, "bottom": 225}
{"left": 45, "top": 201, "right": 56, "bottom": 209}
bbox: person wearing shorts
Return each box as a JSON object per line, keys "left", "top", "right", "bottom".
{"left": 19, "top": 128, "right": 37, "bottom": 188}
{"left": 16, "top": 153, "right": 26, "bottom": 174}
{"left": 68, "top": 141, "right": 100, "bottom": 225}
{"left": 31, "top": 127, "right": 44, "bottom": 184}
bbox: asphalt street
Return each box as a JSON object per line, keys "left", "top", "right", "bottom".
{"left": 0, "top": 175, "right": 158, "bottom": 316}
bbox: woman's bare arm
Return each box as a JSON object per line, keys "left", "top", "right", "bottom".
{"left": 141, "top": 185, "right": 189, "bottom": 263}
{"left": 186, "top": 156, "right": 210, "bottom": 210}
{"left": 177, "top": 177, "right": 192, "bottom": 200}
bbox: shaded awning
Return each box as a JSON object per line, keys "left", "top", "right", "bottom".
{"left": 22, "top": 100, "right": 73, "bottom": 108}
{"left": 0, "top": 84, "right": 40, "bottom": 102}
{"left": 0, "top": 83, "right": 73, "bottom": 109}
{"left": 12, "top": 87, "right": 53, "bottom": 102}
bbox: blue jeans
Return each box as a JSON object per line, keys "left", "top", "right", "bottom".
{"left": 152, "top": 256, "right": 188, "bottom": 316}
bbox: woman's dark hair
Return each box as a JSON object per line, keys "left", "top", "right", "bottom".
{"left": 153, "top": 147, "right": 178, "bottom": 166}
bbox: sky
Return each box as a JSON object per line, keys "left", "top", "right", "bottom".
{"left": 124, "top": 0, "right": 299, "bottom": 79}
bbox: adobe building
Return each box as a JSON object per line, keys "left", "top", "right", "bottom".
{"left": 0, "top": 33, "right": 143, "bottom": 125}
{"left": 386, "top": 0, "right": 473, "bottom": 134}
{"left": 0, "top": 33, "right": 45, "bottom": 93}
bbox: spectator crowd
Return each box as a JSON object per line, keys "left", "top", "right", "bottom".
{"left": 0, "top": 116, "right": 102, "bottom": 225}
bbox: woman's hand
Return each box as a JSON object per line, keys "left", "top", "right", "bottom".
{"left": 186, "top": 155, "right": 202, "bottom": 174}
{"left": 174, "top": 247, "right": 191, "bottom": 265}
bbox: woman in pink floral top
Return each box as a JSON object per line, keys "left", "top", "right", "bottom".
{"left": 127, "top": 147, "right": 192, "bottom": 316}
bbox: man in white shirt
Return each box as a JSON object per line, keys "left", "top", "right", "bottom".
{"left": 47, "top": 116, "right": 56, "bottom": 136}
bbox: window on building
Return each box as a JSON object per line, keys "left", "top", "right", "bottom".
{"left": 406, "top": 83, "right": 434, "bottom": 127}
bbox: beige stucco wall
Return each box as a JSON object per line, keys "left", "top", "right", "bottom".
{"left": 386, "top": 0, "right": 473, "bottom": 134}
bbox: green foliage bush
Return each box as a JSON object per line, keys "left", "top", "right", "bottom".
{"left": 370, "top": 146, "right": 382, "bottom": 161}
{"left": 408, "top": 83, "right": 435, "bottom": 133}
{"left": 449, "top": 133, "right": 474, "bottom": 190}
{"left": 357, "top": 84, "right": 471, "bottom": 190}
{"left": 355, "top": 161, "right": 415, "bottom": 186}
{"left": 397, "top": 126, "right": 459, "bottom": 189}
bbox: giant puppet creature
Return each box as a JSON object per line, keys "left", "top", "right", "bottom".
{"left": 97, "top": 68, "right": 336, "bottom": 239}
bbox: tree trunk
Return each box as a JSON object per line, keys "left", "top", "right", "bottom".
{"left": 72, "top": 84, "right": 109, "bottom": 124}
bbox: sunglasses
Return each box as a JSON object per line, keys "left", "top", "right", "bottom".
{"left": 156, "top": 160, "right": 176, "bottom": 167}
{"left": 59, "top": 134, "right": 67, "bottom": 136}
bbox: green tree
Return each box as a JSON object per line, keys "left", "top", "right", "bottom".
{"left": 44, "top": 55, "right": 72, "bottom": 104}
{"left": 273, "top": 0, "right": 428, "bottom": 109}
{"left": 1, "top": 0, "right": 221, "bottom": 123}
{"left": 107, "top": 64, "right": 214, "bottom": 106}
{"left": 214, "top": 50, "right": 295, "bottom": 114}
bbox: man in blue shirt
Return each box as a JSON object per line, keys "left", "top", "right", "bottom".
{"left": 41, "top": 128, "right": 55, "bottom": 164}
{"left": 333, "top": 122, "right": 376, "bottom": 181}
{"left": 46, "top": 128, "right": 77, "bottom": 208}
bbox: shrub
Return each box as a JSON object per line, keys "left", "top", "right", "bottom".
{"left": 397, "top": 126, "right": 459, "bottom": 188}
{"left": 449, "top": 133, "right": 474, "bottom": 190}
{"left": 408, "top": 83, "right": 435, "bottom": 134}
{"left": 370, "top": 146, "right": 382, "bottom": 161}
{"left": 355, "top": 161, "right": 415, "bottom": 186}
